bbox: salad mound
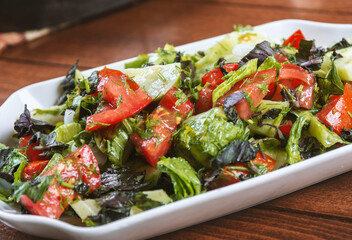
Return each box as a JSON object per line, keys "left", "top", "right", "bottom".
{"left": 1, "top": 25, "right": 352, "bottom": 226}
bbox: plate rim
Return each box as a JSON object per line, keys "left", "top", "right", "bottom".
{"left": 1, "top": 18, "right": 352, "bottom": 239}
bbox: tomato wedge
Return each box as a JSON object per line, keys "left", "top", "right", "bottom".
{"left": 278, "top": 120, "right": 293, "bottom": 137}
{"left": 201, "top": 64, "right": 239, "bottom": 90}
{"left": 251, "top": 152, "right": 276, "bottom": 172}
{"left": 202, "top": 67, "right": 224, "bottom": 89}
{"left": 20, "top": 145, "right": 101, "bottom": 219}
{"left": 272, "top": 64, "right": 315, "bottom": 109}
{"left": 21, "top": 160, "right": 49, "bottom": 181}
{"left": 274, "top": 53, "right": 290, "bottom": 64}
{"left": 86, "top": 68, "right": 152, "bottom": 131}
{"left": 159, "top": 87, "right": 194, "bottom": 119}
{"left": 223, "top": 63, "right": 239, "bottom": 73}
{"left": 195, "top": 87, "right": 213, "bottom": 114}
{"left": 316, "top": 84, "right": 352, "bottom": 135}
{"left": 19, "top": 136, "right": 50, "bottom": 162}
{"left": 282, "top": 29, "right": 305, "bottom": 50}
{"left": 131, "top": 87, "right": 194, "bottom": 167}
{"left": 20, "top": 179, "right": 68, "bottom": 219}
{"left": 216, "top": 68, "right": 277, "bottom": 120}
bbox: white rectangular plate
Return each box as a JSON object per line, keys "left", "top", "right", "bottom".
{"left": 1, "top": 19, "right": 352, "bottom": 240}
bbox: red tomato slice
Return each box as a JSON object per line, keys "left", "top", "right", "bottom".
{"left": 216, "top": 68, "right": 277, "bottom": 120}
{"left": 86, "top": 68, "right": 152, "bottom": 131}
{"left": 19, "top": 136, "right": 50, "bottom": 162}
{"left": 201, "top": 64, "right": 239, "bottom": 90}
{"left": 158, "top": 87, "right": 194, "bottom": 119}
{"left": 131, "top": 88, "right": 194, "bottom": 167}
{"left": 251, "top": 152, "right": 276, "bottom": 172}
{"left": 20, "top": 178, "right": 69, "bottom": 219}
{"left": 201, "top": 67, "right": 224, "bottom": 89}
{"left": 272, "top": 64, "right": 315, "bottom": 109}
{"left": 274, "top": 53, "right": 290, "bottom": 63}
{"left": 316, "top": 84, "right": 352, "bottom": 135}
{"left": 21, "top": 160, "right": 49, "bottom": 181}
{"left": 42, "top": 145, "right": 101, "bottom": 193}
{"left": 20, "top": 145, "right": 101, "bottom": 219}
{"left": 278, "top": 64, "right": 314, "bottom": 86}
{"left": 130, "top": 107, "right": 177, "bottom": 167}
{"left": 282, "top": 29, "right": 305, "bottom": 50}
{"left": 278, "top": 120, "right": 293, "bottom": 137}
{"left": 223, "top": 63, "right": 239, "bottom": 73}
{"left": 195, "top": 87, "right": 213, "bottom": 114}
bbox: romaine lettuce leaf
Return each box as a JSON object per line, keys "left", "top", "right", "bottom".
{"left": 257, "top": 55, "right": 283, "bottom": 72}
{"left": 308, "top": 112, "right": 346, "bottom": 148}
{"left": 195, "top": 30, "right": 271, "bottom": 80}
{"left": 212, "top": 59, "right": 257, "bottom": 105}
{"left": 156, "top": 157, "right": 202, "bottom": 200}
{"left": 286, "top": 111, "right": 311, "bottom": 164}
{"left": 154, "top": 44, "right": 178, "bottom": 65}
{"left": 174, "top": 107, "right": 249, "bottom": 168}
{"left": 124, "top": 54, "right": 150, "bottom": 69}
{"left": 54, "top": 122, "right": 82, "bottom": 143}
{"left": 247, "top": 100, "right": 290, "bottom": 137}
{"left": 286, "top": 111, "right": 346, "bottom": 164}
{"left": 259, "top": 139, "right": 287, "bottom": 169}
{"left": 0, "top": 147, "right": 28, "bottom": 183}
{"left": 95, "top": 118, "right": 138, "bottom": 166}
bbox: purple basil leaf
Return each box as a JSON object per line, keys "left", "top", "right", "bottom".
{"left": 223, "top": 91, "right": 245, "bottom": 121}
{"left": 14, "top": 105, "right": 32, "bottom": 138}
{"left": 239, "top": 41, "right": 276, "bottom": 67}
{"left": 211, "top": 140, "right": 259, "bottom": 168}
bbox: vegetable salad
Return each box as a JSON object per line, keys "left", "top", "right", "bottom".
{"left": 1, "top": 25, "right": 352, "bottom": 226}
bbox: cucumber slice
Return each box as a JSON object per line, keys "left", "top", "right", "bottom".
{"left": 124, "top": 63, "right": 181, "bottom": 100}
{"left": 195, "top": 30, "right": 272, "bottom": 80}
{"left": 130, "top": 190, "right": 172, "bottom": 216}
{"left": 319, "top": 46, "right": 352, "bottom": 81}
{"left": 31, "top": 106, "right": 65, "bottom": 125}
{"left": 70, "top": 199, "right": 101, "bottom": 220}
{"left": 142, "top": 189, "right": 172, "bottom": 205}
{"left": 130, "top": 206, "right": 143, "bottom": 215}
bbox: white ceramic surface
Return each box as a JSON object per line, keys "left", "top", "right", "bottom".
{"left": 1, "top": 19, "right": 352, "bottom": 240}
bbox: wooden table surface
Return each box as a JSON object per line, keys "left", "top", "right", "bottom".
{"left": 1, "top": 0, "right": 352, "bottom": 239}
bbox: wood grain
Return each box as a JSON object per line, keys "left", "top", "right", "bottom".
{"left": 0, "top": 59, "right": 84, "bottom": 105}
{"left": 0, "top": 0, "right": 351, "bottom": 239}
{"left": 2, "top": 0, "right": 352, "bottom": 68}
{"left": 197, "top": 0, "right": 352, "bottom": 14}
{"left": 153, "top": 207, "right": 352, "bottom": 240}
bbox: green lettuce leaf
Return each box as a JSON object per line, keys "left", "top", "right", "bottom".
{"left": 13, "top": 176, "right": 54, "bottom": 203}
{"left": 95, "top": 118, "right": 139, "bottom": 166}
{"left": 0, "top": 147, "right": 28, "bottom": 182}
{"left": 54, "top": 122, "right": 82, "bottom": 143}
{"left": 286, "top": 111, "right": 346, "bottom": 164}
{"left": 308, "top": 113, "right": 346, "bottom": 148}
{"left": 247, "top": 100, "right": 290, "bottom": 137}
{"left": 257, "top": 55, "right": 283, "bottom": 72}
{"left": 286, "top": 111, "right": 311, "bottom": 165}
{"left": 174, "top": 107, "right": 249, "bottom": 168}
{"left": 154, "top": 44, "right": 178, "bottom": 65}
{"left": 259, "top": 139, "right": 287, "bottom": 169}
{"left": 212, "top": 58, "right": 257, "bottom": 105}
{"left": 156, "top": 157, "right": 202, "bottom": 200}
{"left": 125, "top": 54, "right": 150, "bottom": 69}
